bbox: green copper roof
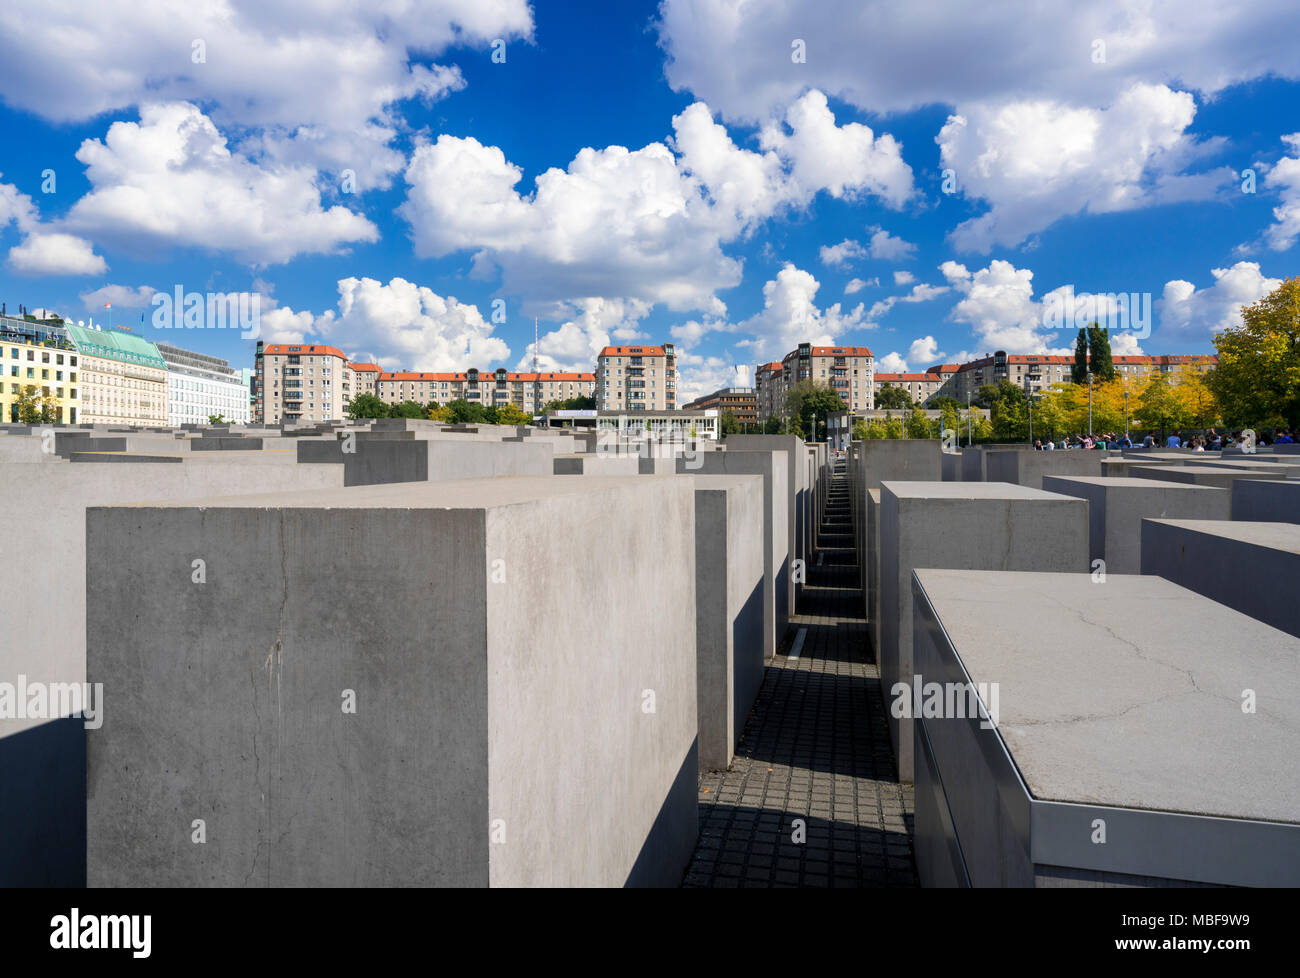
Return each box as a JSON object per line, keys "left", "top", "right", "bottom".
{"left": 65, "top": 323, "right": 168, "bottom": 369}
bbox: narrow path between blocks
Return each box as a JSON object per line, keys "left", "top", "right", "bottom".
{"left": 683, "top": 457, "right": 917, "bottom": 888}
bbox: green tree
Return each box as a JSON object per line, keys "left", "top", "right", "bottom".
{"left": 784, "top": 381, "right": 845, "bottom": 441}
{"left": 1137, "top": 373, "right": 1187, "bottom": 436}
{"left": 979, "top": 379, "right": 1028, "bottom": 440}
{"left": 445, "top": 399, "right": 489, "bottom": 424}
{"left": 883, "top": 411, "right": 904, "bottom": 439}
{"left": 539, "top": 395, "right": 597, "bottom": 414}
{"left": 938, "top": 401, "right": 960, "bottom": 442}
{"left": 493, "top": 403, "right": 533, "bottom": 426}
{"left": 852, "top": 419, "right": 870, "bottom": 441}
{"left": 1087, "top": 324, "right": 1117, "bottom": 382}
{"left": 1071, "top": 328, "right": 1089, "bottom": 385}
{"left": 875, "top": 384, "right": 913, "bottom": 410}
{"left": 1207, "top": 277, "right": 1300, "bottom": 429}
{"left": 345, "top": 391, "right": 390, "bottom": 420}
{"left": 719, "top": 411, "right": 742, "bottom": 436}
{"left": 12, "top": 384, "right": 42, "bottom": 423}
{"left": 391, "top": 400, "right": 426, "bottom": 419}
{"left": 762, "top": 415, "right": 783, "bottom": 434}
{"left": 905, "top": 404, "right": 933, "bottom": 439}
{"left": 207, "top": 413, "right": 228, "bottom": 424}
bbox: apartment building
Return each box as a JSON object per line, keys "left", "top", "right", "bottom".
{"left": 0, "top": 314, "right": 79, "bottom": 423}
{"left": 947, "top": 352, "right": 1219, "bottom": 402}
{"left": 375, "top": 368, "right": 595, "bottom": 413}
{"left": 254, "top": 342, "right": 352, "bottom": 424}
{"left": 754, "top": 344, "right": 875, "bottom": 420}
{"left": 595, "top": 345, "right": 676, "bottom": 411}
{"left": 754, "top": 362, "right": 783, "bottom": 422}
{"left": 681, "top": 386, "right": 758, "bottom": 426}
{"left": 351, "top": 363, "right": 381, "bottom": 398}
{"left": 157, "top": 342, "right": 251, "bottom": 425}
{"left": 872, "top": 372, "right": 949, "bottom": 405}
{"left": 1113, "top": 354, "right": 1218, "bottom": 383}
{"left": 66, "top": 323, "right": 167, "bottom": 425}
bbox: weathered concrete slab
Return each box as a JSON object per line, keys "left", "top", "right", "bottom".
{"left": 913, "top": 568, "right": 1300, "bottom": 887}
{"left": 189, "top": 437, "right": 264, "bottom": 451}
{"left": 984, "top": 449, "right": 1107, "bottom": 490}
{"left": 722, "top": 435, "right": 807, "bottom": 610}
{"left": 678, "top": 451, "right": 789, "bottom": 660}
{"left": 1231, "top": 479, "right": 1300, "bottom": 524}
{"left": 941, "top": 451, "right": 960, "bottom": 482}
{"left": 860, "top": 440, "right": 942, "bottom": 490}
{"left": 86, "top": 476, "right": 699, "bottom": 887}
{"left": 0, "top": 459, "right": 347, "bottom": 886}
{"left": 553, "top": 453, "right": 640, "bottom": 476}
{"left": 693, "top": 475, "right": 765, "bottom": 772}
{"left": 1141, "top": 519, "right": 1300, "bottom": 639}
{"left": 1127, "top": 465, "right": 1283, "bottom": 489}
{"left": 298, "top": 438, "right": 552, "bottom": 485}
{"left": 1042, "top": 475, "right": 1230, "bottom": 574}
{"left": 1186, "top": 457, "right": 1300, "bottom": 479}
{"left": 880, "top": 482, "right": 1087, "bottom": 783}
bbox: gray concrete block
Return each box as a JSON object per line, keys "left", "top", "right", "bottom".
{"left": 861, "top": 440, "right": 942, "bottom": 490}
{"left": 0, "top": 459, "right": 348, "bottom": 886}
{"left": 553, "top": 454, "right": 640, "bottom": 476}
{"left": 1128, "top": 465, "right": 1284, "bottom": 489}
{"left": 86, "top": 476, "right": 699, "bottom": 887}
{"left": 1186, "top": 457, "right": 1300, "bottom": 478}
{"left": 722, "top": 435, "right": 806, "bottom": 608}
{"left": 984, "top": 449, "right": 1106, "bottom": 489}
{"left": 1231, "top": 479, "right": 1300, "bottom": 524}
{"left": 941, "top": 451, "right": 960, "bottom": 481}
{"left": 678, "top": 451, "right": 789, "bottom": 659}
{"left": 880, "top": 482, "right": 1088, "bottom": 782}
{"left": 913, "top": 568, "right": 1300, "bottom": 887}
{"left": 867, "top": 488, "right": 881, "bottom": 653}
{"left": 693, "top": 475, "right": 766, "bottom": 772}
{"left": 1140, "top": 519, "right": 1300, "bottom": 639}
{"left": 298, "top": 438, "right": 552, "bottom": 485}
{"left": 189, "top": 437, "right": 264, "bottom": 451}
{"left": 1042, "top": 475, "right": 1230, "bottom": 574}
{"left": 638, "top": 456, "right": 678, "bottom": 475}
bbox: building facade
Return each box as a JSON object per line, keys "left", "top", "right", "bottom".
{"left": 158, "top": 342, "right": 251, "bottom": 425}
{"left": 374, "top": 368, "right": 594, "bottom": 414}
{"left": 254, "top": 342, "right": 352, "bottom": 424}
{"left": 596, "top": 345, "right": 676, "bottom": 411}
{"left": 753, "top": 344, "right": 875, "bottom": 421}
{"left": 681, "top": 386, "right": 758, "bottom": 426}
{"left": 0, "top": 314, "right": 80, "bottom": 424}
{"left": 66, "top": 323, "right": 167, "bottom": 425}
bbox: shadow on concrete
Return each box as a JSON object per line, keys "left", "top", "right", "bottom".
{"left": 0, "top": 717, "right": 85, "bottom": 886}
{"left": 626, "top": 739, "right": 700, "bottom": 888}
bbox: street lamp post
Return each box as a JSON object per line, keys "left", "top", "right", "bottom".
{"left": 1124, "top": 390, "right": 1130, "bottom": 440}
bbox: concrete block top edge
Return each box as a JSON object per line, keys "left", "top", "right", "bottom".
{"left": 84, "top": 474, "right": 692, "bottom": 512}
{"left": 913, "top": 567, "right": 1300, "bottom": 823}
{"left": 880, "top": 480, "right": 1075, "bottom": 500}
{"left": 1142, "top": 518, "right": 1300, "bottom": 553}
{"left": 1042, "top": 476, "right": 1228, "bottom": 490}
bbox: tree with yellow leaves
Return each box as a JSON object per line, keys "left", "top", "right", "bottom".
{"left": 1207, "top": 277, "right": 1300, "bottom": 429}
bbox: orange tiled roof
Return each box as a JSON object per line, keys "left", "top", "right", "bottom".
{"left": 261, "top": 343, "right": 347, "bottom": 359}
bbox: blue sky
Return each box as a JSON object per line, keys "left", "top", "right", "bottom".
{"left": 0, "top": 0, "right": 1298, "bottom": 398}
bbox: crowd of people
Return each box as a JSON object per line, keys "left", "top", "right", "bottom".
{"left": 1031, "top": 428, "right": 1296, "bottom": 451}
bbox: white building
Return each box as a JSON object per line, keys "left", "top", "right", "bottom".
{"left": 157, "top": 342, "right": 251, "bottom": 425}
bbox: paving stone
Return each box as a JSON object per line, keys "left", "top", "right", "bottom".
{"left": 683, "top": 458, "right": 917, "bottom": 888}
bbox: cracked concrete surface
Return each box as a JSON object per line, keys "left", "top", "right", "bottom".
{"left": 914, "top": 569, "right": 1300, "bottom": 824}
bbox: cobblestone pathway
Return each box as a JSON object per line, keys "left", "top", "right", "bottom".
{"left": 682, "top": 459, "right": 917, "bottom": 888}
